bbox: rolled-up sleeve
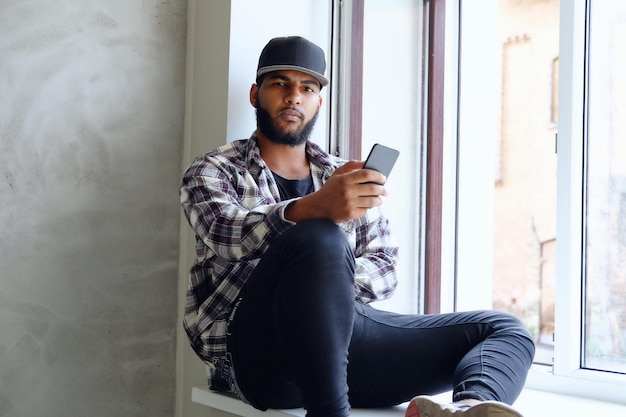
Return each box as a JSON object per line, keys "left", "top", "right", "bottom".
{"left": 180, "top": 156, "right": 292, "bottom": 262}
{"left": 351, "top": 207, "right": 399, "bottom": 303}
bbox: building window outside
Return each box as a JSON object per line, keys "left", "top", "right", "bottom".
{"left": 551, "top": 57, "right": 559, "bottom": 125}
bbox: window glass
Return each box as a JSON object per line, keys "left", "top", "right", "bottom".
{"left": 457, "top": 0, "right": 560, "bottom": 365}
{"left": 492, "top": 0, "right": 560, "bottom": 366}
{"left": 584, "top": 0, "right": 626, "bottom": 374}
{"left": 358, "top": 0, "right": 427, "bottom": 314}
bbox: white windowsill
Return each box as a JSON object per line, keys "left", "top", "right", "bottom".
{"left": 514, "top": 387, "right": 626, "bottom": 415}
{"left": 191, "top": 387, "right": 405, "bottom": 417}
{"left": 192, "top": 385, "right": 626, "bottom": 417}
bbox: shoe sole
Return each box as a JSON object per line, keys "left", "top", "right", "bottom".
{"left": 406, "top": 396, "right": 523, "bottom": 417}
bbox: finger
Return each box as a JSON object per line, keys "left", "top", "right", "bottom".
{"left": 356, "top": 195, "right": 384, "bottom": 208}
{"left": 358, "top": 169, "right": 387, "bottom": 185}
{"left": 358, "top": 182, "right": 388, "bottom": 197}
{"left": 334, "top": 160, "right": 364, "bottom": 175}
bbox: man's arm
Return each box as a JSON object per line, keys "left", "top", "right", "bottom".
{"left": 180, "top": 157, "right": 292, "bottom": 261}
{"left": 285, "top": 161, "right": 388, "bottom": 224}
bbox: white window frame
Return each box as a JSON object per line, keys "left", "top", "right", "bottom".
{"left": 455, "top": 0, "right": 626, "bottom": 404}
{"left": 330, "top": 0, "right": 430, "bottom": 315}
{"left": 525, "top": 0, "right": 626, "bottom": 403}
{"left": 332, "top": 0, "right": 626, "bottom": 403}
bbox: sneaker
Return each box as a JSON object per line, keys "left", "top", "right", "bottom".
{"left": 405, "top": 395, "right": 523, "bottom": 417}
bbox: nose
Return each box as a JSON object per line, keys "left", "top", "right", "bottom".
{"left": 284, "top": 86, "right": 302, "bottom": 105}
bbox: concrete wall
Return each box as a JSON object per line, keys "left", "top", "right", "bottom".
{"left": 0, "top": 1, "right": 332, "bottom": 416}
{"left": 0, "top": 1, "right": 187, "bottom": 416}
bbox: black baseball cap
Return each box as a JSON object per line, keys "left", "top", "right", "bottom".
{"left": 256, "top": 36, "right": 329, "bottom": 87}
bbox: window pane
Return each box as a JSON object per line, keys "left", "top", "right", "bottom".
{"left": 457, "top": 0, "right": 560, "bottom": 365}
{"left": 491, "top": 0, "right": 560, "bottom": 365}
{"left": 359, "top": 0, "right": 426, "bottom": 314}
{"left": 584, "top": 0, "right": 626, "bottom": 374}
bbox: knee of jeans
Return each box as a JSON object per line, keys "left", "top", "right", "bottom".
{"left": 496, "top": 311, "right": 537, "bottom": 355}
{"left": 290, "top": 219, "right": 351, "bottom": 252}
{"left": 283, "top": 219, "right": 355, "bottom": 279}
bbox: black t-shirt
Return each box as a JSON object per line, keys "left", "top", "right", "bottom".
{"left": 272, "top": 172, "right": 314, "bottom": 200}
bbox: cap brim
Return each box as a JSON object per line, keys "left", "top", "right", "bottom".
{"left": 257, "top": 65, "right": 329, "bottom": 87}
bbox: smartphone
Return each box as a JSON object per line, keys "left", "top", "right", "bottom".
{"left": 362, "top": 143, "right": 399, "bottom": 184}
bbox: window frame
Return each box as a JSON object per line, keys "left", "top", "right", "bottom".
{"left": 453, "top": 0, "right": 626, "bottom": 403}
{"left": 536, "top": 0, "right": 626, "bottom": 402}
{"left": 331, "top": 0, "right": 448, "bottom": 315}
{"left": 332, "top": 0, "right": 626, "bottom": 404}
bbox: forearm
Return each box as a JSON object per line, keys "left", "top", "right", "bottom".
{"left": 283, "top": 193, "right": 334, "bottom": 223}
{"left": 181, "top": 177, "right": 292, "bottom": 261}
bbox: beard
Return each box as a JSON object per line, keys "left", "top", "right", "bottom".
{"left": 255, "top": 105, "right": 320, "bottom": 147}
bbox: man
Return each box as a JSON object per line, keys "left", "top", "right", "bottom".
{"left": 180, "top": 36, "right": 535, "bottom": 417}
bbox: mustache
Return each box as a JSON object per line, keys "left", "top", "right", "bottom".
{"left": 255, "top": 105, "right": 319, "bottom": 147}
{"left": 279, "top": 106, "right": 304, "bottom": 119}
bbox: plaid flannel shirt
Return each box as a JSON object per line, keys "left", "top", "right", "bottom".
{"left": 180, "top": 133, "right": 399, "bottom": 371}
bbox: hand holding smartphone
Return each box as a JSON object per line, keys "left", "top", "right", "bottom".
{"left": 362, "top": 143, "right": 399, "bottom": 184}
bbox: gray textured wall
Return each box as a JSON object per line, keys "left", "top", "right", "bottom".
{"left": 0, "top": 1, "right": 187, "bottom": 416}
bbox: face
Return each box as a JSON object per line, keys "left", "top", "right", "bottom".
{"left": 250, "top": 70, "right": 323, "bottom": 146}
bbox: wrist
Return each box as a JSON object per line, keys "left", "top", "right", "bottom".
{"left": 284, "top": 195, "right": 321, "bottom": 223}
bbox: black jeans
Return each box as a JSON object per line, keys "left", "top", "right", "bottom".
{"left": 227, "top": 219, "right": 535, "bottom": 417}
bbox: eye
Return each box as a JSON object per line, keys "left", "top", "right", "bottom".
{"left": 304, "top": 86, "right": 319, "bottom": 94}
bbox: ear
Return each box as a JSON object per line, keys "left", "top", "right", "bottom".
{"left": 250, "top": 84, "right": 259, "bottom": 108}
